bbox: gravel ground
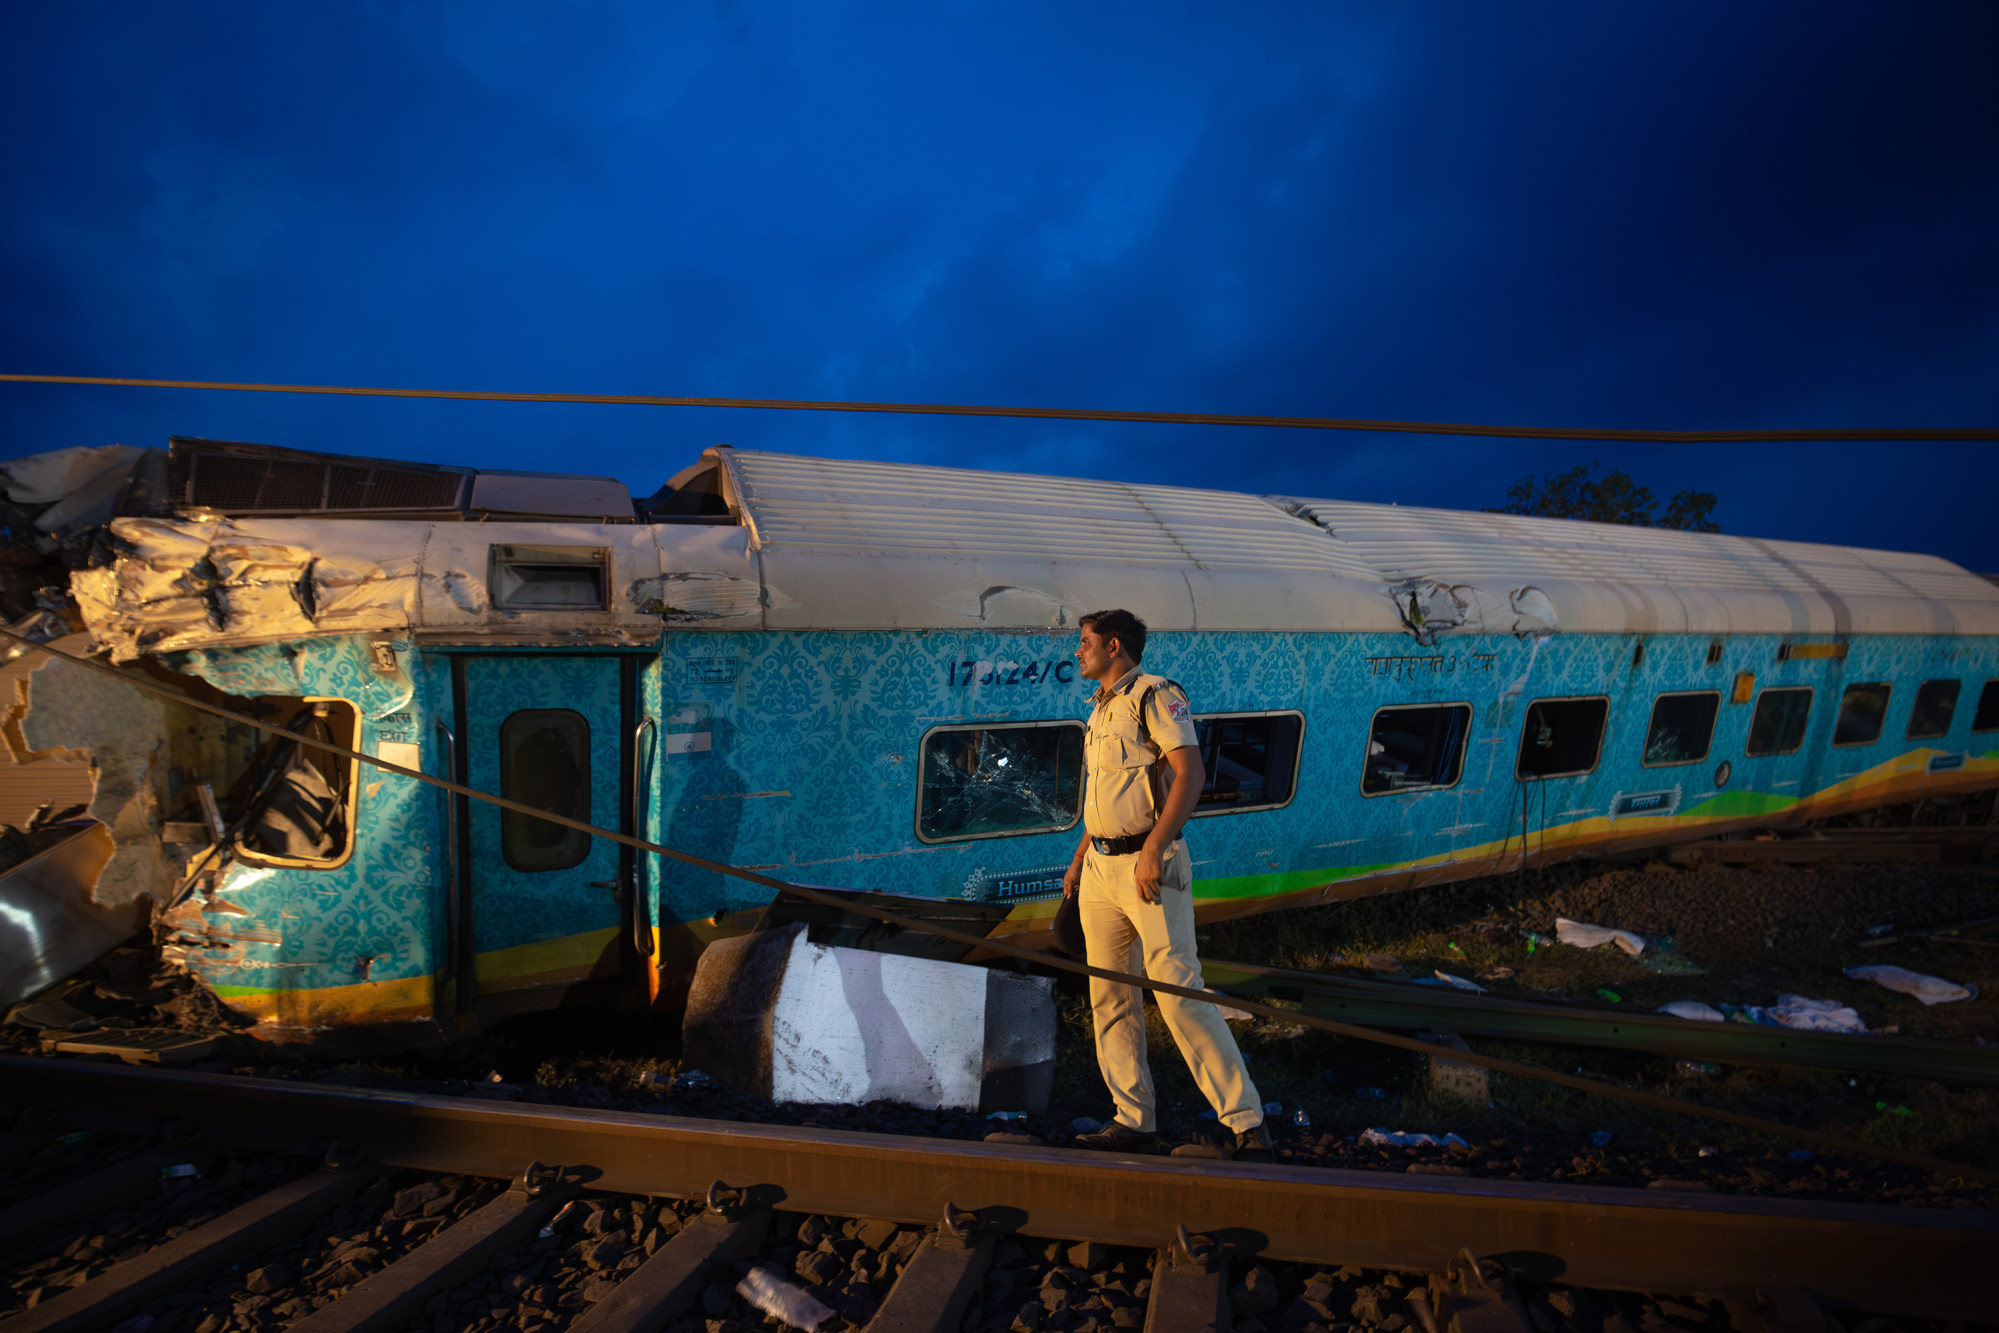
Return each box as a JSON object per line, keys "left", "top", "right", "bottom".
{"left": 0, "top": 1140, "right": 1953, "bottom": 1333}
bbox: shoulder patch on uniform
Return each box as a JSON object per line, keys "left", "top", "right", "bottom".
{"left": 1166, "top": 697, "right": 1191, "bottom": 722}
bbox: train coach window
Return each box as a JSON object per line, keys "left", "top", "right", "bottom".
{"left": 1516, "top": 697, "right": 1609, "bottom": 780}
{"left": 233, "top": 698, "right": 360, "bottom": 870}
{"left": 1832, "top": 683, "right": 1892, "bottom": 747}
{"left": 500, "top": 709, "right": 593, "bottom": 871}
{"left": 917, "top": 721, "right": 1083, "bottom": 842}
{"left": 1193, "top": 712, "right": 1304, "bottom": 814}
{"left": 1907, "top": 680, "right": 1961, "bottom": 739}
{"left": 1975, "top": 681, "right": 1999, "bottom": 733}
{"left": 1746, "top": 687, "right": 1813, "bottom": 756}
{"left": 1363, "top": 704, "right": 1472, "bottom": 796}
{"left": 1642, "top": 692, "right": 1721, "bottom": 767}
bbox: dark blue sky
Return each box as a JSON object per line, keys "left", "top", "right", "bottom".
{"left": 4, "top": 4, "right": 1995, "bottom": 566}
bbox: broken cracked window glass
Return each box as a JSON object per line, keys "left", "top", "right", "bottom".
{"left": 917, "top": 722, "right": 1083, "bottom": 842}
{"left": 1642, "top": 692, "right": 1720, "bottom": 767}
{"left": 1192, "top": 712, "right": 1304, "bottom": 813}
{"left": 233, "top": 698, "right": 360, "bottom": 868}
{"left": 1362, "top": 704, "right": 1472, "bottom": 796}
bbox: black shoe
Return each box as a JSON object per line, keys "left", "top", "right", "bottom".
{"left": 1235, "top": 1122, "right": 1276, "bottom": 1163}
{"left": 1171, "top": 1121, "right": 1275, "bottom": 1161}
{"left": 1074, "top": 1121, "right": 1157, "bottom": 1152}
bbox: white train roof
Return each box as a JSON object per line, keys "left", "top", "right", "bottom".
{"left": 67, "top": 446, "right": 1999, "bottom": 657}
{"left": 710, "top": 449, "right": 1999, "bottom": 638}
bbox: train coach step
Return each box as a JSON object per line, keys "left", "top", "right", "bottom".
{"left": 42, "top": 1029, "right": 221, "bottom": 1065}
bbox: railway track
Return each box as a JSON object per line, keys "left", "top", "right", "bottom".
{"left": 1, "top": 1057, "right": 1993, "bottom": 1331}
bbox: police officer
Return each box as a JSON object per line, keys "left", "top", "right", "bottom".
{"left": 1061, "top": 609, "right": 1273, "bottom": 1161}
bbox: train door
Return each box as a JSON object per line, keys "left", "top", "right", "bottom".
{"left": 453, "top": 654, "right": 636, "bottom": 1012}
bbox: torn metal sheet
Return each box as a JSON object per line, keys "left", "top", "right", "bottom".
{"left": 0, "top": 821, "right": 133, "bottom": 1008}
{"left": 72, "top": 517, "right": 767, "bottom": 658}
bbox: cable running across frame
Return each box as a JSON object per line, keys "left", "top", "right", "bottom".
{"left": 2, "top": 372, "right": 1995, "bottom": 443}
{"left": 4, "top": 625, "right": 1994, "bottom": 1188}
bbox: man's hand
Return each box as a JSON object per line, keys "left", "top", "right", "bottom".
{"left": 1062, "top": 858, "right": 1084, "bottom": 899}
{"left": 1133, "top": 844, "right": 1163, "bottom": 904}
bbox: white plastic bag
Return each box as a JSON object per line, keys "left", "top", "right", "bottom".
{"left": 1359, "top": 1127, "right": 1469, "bottom": 1149}
{"left": 1845, "top": 965, "right": 1973, "bottom": 1006}
{"left": 1764, "top": 995, "right": 1868, "bottom": 1034}
{"left": 1657, "top": 1001, "right": 1724, "bottom": 1023}
{"left": 1554, "top": 917, "right": 1646, "bottom": 957}
{"left": 738, "top": 1266, "right": 836, "bottom": 1332}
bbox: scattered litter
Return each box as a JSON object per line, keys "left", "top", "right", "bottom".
{"left": 1354, "top": 1087, "right": 1387, "bottom": 1101}
{"left": 1658, "top": 1001, "right": 1724, "bottom": 1023}
{"left": 1415, "top": 971, "right": 1486, "bottom": 993}
{"left": 1697, "top": 1146, "right": 1719, "bottom": 1157}
{"left": 639, "top": 1071, "right": 673, "bottom": 1090}
{"left": 1723, "top": 997, "right": 1869, "bottom": 1034}
{"left": 1069, "top": 1116, "right": 1103, "bottom": 1135}
{"left": 1197, "top": 1109, "right": 1217, "bottom": 1121}
{"left": 1477, "top": 966, "right": 1515, "bottom": 981}
{"left": 1588, "top": 1130, "right": 1613, "bottom": 1148}
{"left": 483, "top": 1070, "right": 505, "bottom": 1083}
{"left": 1360, "top": 1128, "right": 1469, "bottom": 1149}
{"left": 1363, "top": 953, "right": 1402, "bottom": 973}
{"left": 1521, "top": 931, "right": 1555, "bottom": 954}
{"left": 1291, "top": 1108, "right": 1312, "bottom": 1130}
{"left": 1788, "top": 1149, "right": 1813, "bottom": 1161}
{"left": 1674, "top": 1060, "right": 1721, "bottom": 1079}
{"left": 738, "top": 1265, "right": 836, "bottom": 1332}
{"left": 1554, "top": 917, "right": 1646, "bottom": 957}
{"left": 985, "top": 1110, "right": 1026, "bottom": 1122}
{"left": 1595, "top": 989, "right": 1622, "bottom": 1003}
{"left": 1874, "top": 1102, "right": 1914, "bottom": 1117}
{"left": 1865, "top": 923, "right": 1895, "bottom": 939}
{"left": 1636, "top": 937, "right": 1707, "bottom": 976}
{"left": 1845, "top": 965, "right": 1975, "bottom": 1006}
{"left": 538, "top": 1200, "right": 582, "bottom": 1239}
{"left": 1261, "top": 1100, "right": 1283, "bottom": 1116}
{"left": 670, "top": 1069, "right": 716, "bottom": 1093}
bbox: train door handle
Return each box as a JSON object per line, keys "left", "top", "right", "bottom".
{"left": 631, "top": 716, "right": 658, "bottom": 957}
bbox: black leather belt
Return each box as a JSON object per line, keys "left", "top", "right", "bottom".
{"left": 1090, "top": 829, "right": 1153, "bottom": 856}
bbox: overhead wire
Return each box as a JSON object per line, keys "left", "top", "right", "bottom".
{"left": 3, "top": 625, "right": 1994, "bottom": 1187}
{"left": 2, "top": 372, "right": 1995, "bottom": 443}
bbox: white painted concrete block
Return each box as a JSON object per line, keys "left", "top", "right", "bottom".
{"left": 683, "top": 922, "right": 1056, "bottom": 1112}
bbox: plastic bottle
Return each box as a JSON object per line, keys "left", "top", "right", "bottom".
{"left": 737, "top": 1265, "right": 836, "bottom": 1332}
{"left": 1291, "top": 1108, "right": 1312, "bottom": 1130}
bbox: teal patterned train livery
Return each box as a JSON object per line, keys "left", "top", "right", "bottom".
{"left": 59, "top": 438, "right": 1999, "bottom": 1044}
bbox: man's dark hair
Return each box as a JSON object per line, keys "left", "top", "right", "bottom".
{"left": 1079, "top": 609, "right": 1147, "bottom": 663}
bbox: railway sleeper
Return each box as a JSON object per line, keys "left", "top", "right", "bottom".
{"left": 0, "top": 1134, "right": 1963, "bottom": 1333}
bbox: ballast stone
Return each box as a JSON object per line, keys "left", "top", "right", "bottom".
{"left": 683, "top": 922, "right": 1056, "bottom": 1112}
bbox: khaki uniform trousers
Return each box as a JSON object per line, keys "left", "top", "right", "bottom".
{"left": 1080, "top": 837, "right": 1263, "bottom": 1134}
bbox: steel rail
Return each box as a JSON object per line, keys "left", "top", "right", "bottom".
{"left": 1201, "top": 958, "right": 1999, "bottom": 1085}
{"left": 5, "top": 626, "right": 1997, "bottom": 1189}
{"left": 3, "top": 372, "right": 1996, "bottom": 442}
{"left": 1, "top": 1057, "right": 1991, "bottom": 1322}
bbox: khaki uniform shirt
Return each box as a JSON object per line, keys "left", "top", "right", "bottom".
{"left": 1084, "top": 666, "right": 1201, "bottom": 839}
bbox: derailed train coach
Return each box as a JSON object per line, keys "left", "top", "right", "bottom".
{"left": 7, "top": 435, "right": 1999, "bottom": 1047}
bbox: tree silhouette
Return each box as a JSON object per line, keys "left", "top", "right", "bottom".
{"left": 1489, "top": 462, "right": 1719, "bottom": 532}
